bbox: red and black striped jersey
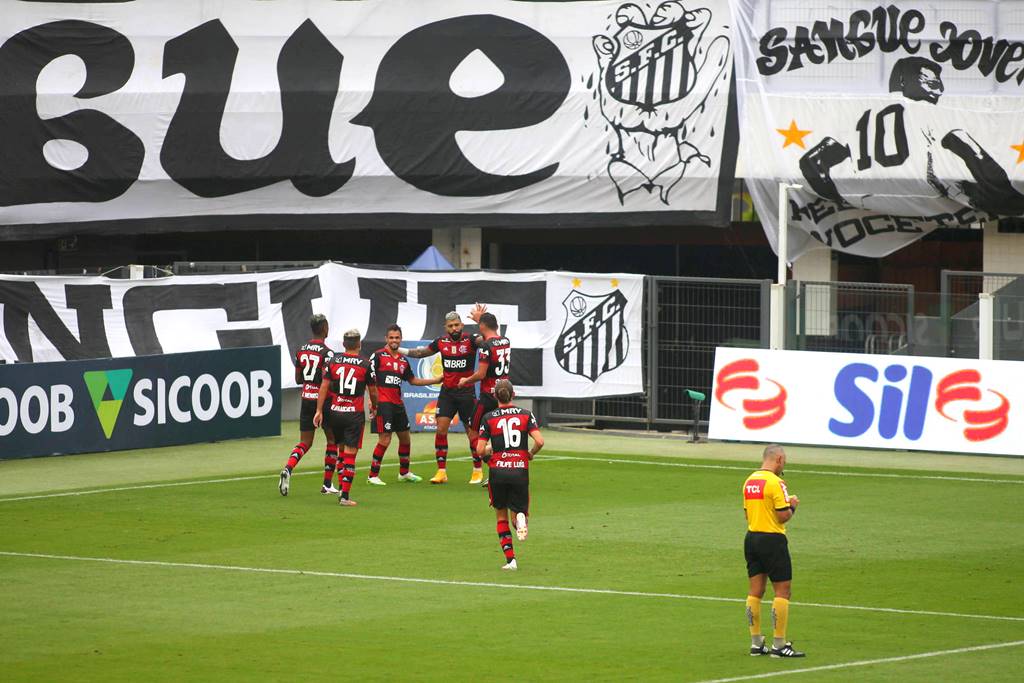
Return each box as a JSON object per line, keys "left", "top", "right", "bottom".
{"left": 428, "top": 334, "right": 478, "bottom": 390}
{"left": 477, "top": 335, "right": 511, "bottom": 395}
{"left": 295, "top": 338, "right": 333, "bottom": 401}
{"left": 479, "top": 405, "right": 539, "bottom": 469}
{"left": 368, "top": 348, "right": 415, "bottom": 405}
{"left": 324, "top": 353, "right": 371, "bottom": 413}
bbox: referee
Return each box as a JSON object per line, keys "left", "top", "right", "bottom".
{"left": 742, "top": 444, "right": 805, "bottom": 658}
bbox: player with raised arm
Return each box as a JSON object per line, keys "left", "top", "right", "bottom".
{"left": 475, "top": 380, "right": 543, "bottom": 571}
{"left": 404, "top": 311, "right": 486, "bottom": 485}
{"left": 366, "top": 324, "right": 443, "bottom": 485}
{"left": 279, "top": 313, "right": 340, "bottom": 497}
{"left": 314, "top": 329, "right": 375, "bottom": 507}
{"left": 460, "top": 310, "right": 511, "bottom": 436}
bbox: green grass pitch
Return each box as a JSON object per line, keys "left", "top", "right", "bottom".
{"left": 1, "top": 426, "right": 1023, "bottom": 681}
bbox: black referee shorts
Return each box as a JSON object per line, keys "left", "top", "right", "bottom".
{"left": 744, "top": 532, "right": 792, "bottom": 582}
{"left": 487, "top": 468, "right": 530, "bottom": 514}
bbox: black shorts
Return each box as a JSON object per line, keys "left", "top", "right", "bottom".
{"left": 487, "top": 468, "right": 530, "bottom": 514}
{"left": 330, "top": 411, "right": 365, "bottom": 449}
{"left": 299, "top": 398, "right": 332, "bottom": 434}
{"left": 437, "top": 388, "right": 476, "bottom": 425}
{"left": 471, "top": 393, "right": 499, "bottom": 431}
{"left": 371, "top": 402, "right": 410, "bottom": 434}
{"left": 744, "top": 532, "right": 792, "bottom": 582}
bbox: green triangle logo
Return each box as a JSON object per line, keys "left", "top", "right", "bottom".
{"left": 83, "top": 369, "right": 133, "bottom": 439}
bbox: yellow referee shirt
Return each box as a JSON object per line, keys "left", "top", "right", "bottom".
{"left": 742, "top": 470, "right": 792, "bottom": 535}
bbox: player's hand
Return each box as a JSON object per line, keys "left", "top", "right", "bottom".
{"left": 789, "top": 495, "right": 799, "bottom": 509}
{"left": 432, "top": 376, "right": 443, "bottom": 384}
{"left": 313, "top": 411, "right": 323, "bottom": 428}
{"left": 469, "top": 303, "right": 487, "bottom": 323}
{"left": 368, "top": 406, "right": 377, "bottom": 420}
{"left": 458, "top": 377, "right": 469, "bottom": 387}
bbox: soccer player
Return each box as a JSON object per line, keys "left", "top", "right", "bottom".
{"left": 404, "top": 311, "right": 486, "bottom": 485}
{"left": 366, "top": 324, "right": 443, "bottom": 485}
{"left": 742, "top": 444, "right": 804, "bottom": 658}
{"left": 314, "top": 329, "right": 375, "bottom": 507}
{"left": 475, "top": 380, "right": 543, "bottom": 571}
{"left": 279, "top": 313, "right": 340, "bottom": 497}
{"left": 459, "top": 311, "right": 511, "bottom": 437}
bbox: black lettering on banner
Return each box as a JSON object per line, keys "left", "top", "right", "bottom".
{"left": 161, "top": 20, "right": 354, "bottom": 198}
{"left": 270, "top": 276, "right": 323, "bottom": 357}
{"left": 833, "top": 217, "right": 866, "bottom": 247}
{"left": 123, "top": 283, "right": 268, "bottom": 356}
{"left": 0, "top": 21, "right": 143, "bottom": 207}
{"left": 893, "top": 215, "right": 923, "bottom": 233}
{"left": 352, "top": 14, "right": 570, "bottom": 196}
{"left": 357, "top": 278, "right": 407, "bottom": 343}
{"left": 0, "top": 282, "right": 113, "bottom": 361}
{"left": 863, "top": 214, "right": 895, "bottom": 235}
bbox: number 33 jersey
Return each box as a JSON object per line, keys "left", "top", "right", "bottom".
{"left": 479, "top": 406, "right": 539, "bottom": 469}
{"left": 295, "top": 339, "right": 334, "bottom": 400}
{"left": 479, "top": 336, "right": 512, "bottom": 395}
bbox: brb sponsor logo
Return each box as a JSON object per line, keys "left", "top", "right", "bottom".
{"left": 829, "top": 363, "right": 1010, "bottom": 442}
{"left": 714, "top": 359, "right": 787, "bottom": 429}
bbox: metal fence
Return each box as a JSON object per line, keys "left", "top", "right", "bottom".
{"left": 547, "top": 277, "right": 770, "bottom": 429}
{"left": 786, "top": 281, "right": 914, "bottom": 355}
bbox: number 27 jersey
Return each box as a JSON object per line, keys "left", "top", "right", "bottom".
{"left": 295, "top": 339, "right": 333, "bottom": 400}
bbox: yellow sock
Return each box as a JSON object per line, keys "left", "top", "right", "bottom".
{"left": 745, "top": 595, "right": 762, "bottom": 637}
{"left": 772, "top": 597, "right": 790, "bottom": 644}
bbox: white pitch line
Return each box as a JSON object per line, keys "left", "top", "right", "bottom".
{"left": 0, "top": 458, "right": 470, "bottom": 503}
{"left": 690, "top": 639, "right": 1024, "bottom": 683}
{"left": 534, "top": 454, "right": 1024, "bottom": 485}
{"left": 1, "top": 551, "right": 1021, "bottom": 624}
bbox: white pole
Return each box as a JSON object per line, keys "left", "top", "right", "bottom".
{"left": 129, "top": 264, "right": 145, "bottom": 280}
{"left": 770, "top": 183, "right": 802, "bottom": 349}
{"left": 979, "top": 292, "right": 993, "bottom": 360}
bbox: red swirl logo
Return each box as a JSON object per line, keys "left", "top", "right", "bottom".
{"left": 934, "top": 370, "right": 1010, "bottom": 442}
{"left": 715, "top": 359, "right": 787, "bottom": 430}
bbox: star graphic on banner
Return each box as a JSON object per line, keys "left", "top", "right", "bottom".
{"left": 1012, "top": 140, "right": 1024, "bottom": 164}
{"left": 611, "top": 278, "right": 620, "bottom": 288}
{"left": 572, "top": 278, "right": 581, "bottom": 288}
{"left": 777, "top": 120, "right": 812, "bottom": 149}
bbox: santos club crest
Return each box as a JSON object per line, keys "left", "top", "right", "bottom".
{"left": 556, "top": 288, "right": 630, "bottom": 381}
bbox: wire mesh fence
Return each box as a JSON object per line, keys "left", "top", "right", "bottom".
{"left": 787, "top": 281, "right": 914, "bottom": 355}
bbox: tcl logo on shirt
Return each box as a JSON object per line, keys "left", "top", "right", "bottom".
{"left": 744, "top": 480, "right": 765, "bottom": 499}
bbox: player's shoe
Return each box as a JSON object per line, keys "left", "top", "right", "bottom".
{"left": 468, "top": 469, "right": 484, "bottom": 485}
{"left": 398, "top": 472, "right": 422, "bottom": 483}
{"left": 338, "top": 497, "right": 358, "bottom": 507}
{"left": 749, "top": 643, "right": 769, "bottom": 656}
{"left": 367, "top": 476, "right": 387, "bottom": 486}
{"left": 430, "top": 469, "right": 448, "bottom": 484}
{"left": 501, "top": 559, "right": 518, "bottom": 571}
{"left": 515, "top": 512, "right": 528, "bottom": 541}
{"left": 770, "top": 642, "right": 805, "bottom": 658}
{"left": 320, "top": 484, "right": 340, "bottom": 495}
{"left": 278, "top": 468, "right": 290, "bottom": 496}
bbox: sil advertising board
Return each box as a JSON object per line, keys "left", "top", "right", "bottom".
{"left": 0, "top": 346, "right": 280, "bottom": 459}
{"left": 709, "top": 347, "right": 1022, "bottom": 457}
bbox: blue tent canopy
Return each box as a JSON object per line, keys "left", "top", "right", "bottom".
{"left": 409, "top": 245, "right": 454, "bottom": 270}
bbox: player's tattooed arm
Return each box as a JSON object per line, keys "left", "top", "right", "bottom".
{"left": 528, "top": 429, "right": 544, "bottom": 459}
{"left": 367, "top": 385, "right": 379, "bottom": 418}
{"left": 401, "top": 346, "right": 434, "bottom": 358}
{"left": 459, "top": 359, "right": 488, "bottom": 388}
{"left": 409, "top": 375, "right": 444, "bottom": 386}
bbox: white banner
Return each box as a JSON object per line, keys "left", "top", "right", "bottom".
{"left": 709, "top": 346, "right": 1023, "bottom": 456}
{"left": 731, "top": 0, "right": 1024, "bottom": 259}
{"left": 0, "top": 0, "right": 735, "bottom": 234}
{"left": 0, "top": 264, "right": 644, "bottom": 398}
